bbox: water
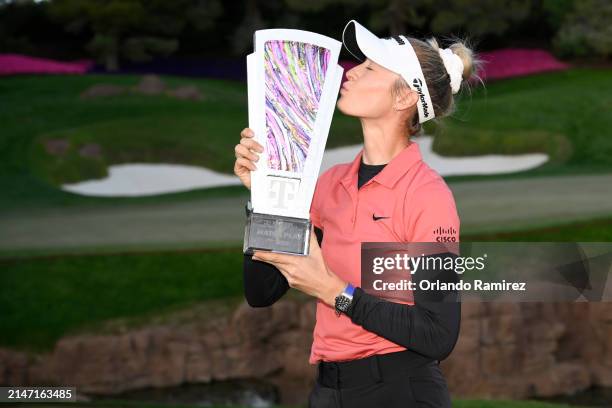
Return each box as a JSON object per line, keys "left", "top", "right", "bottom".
{"left": 91, "top": 380, "right": 278, "bottom": 407}
{"left": 91, "top": 382, "right": 612, "bottom": 407}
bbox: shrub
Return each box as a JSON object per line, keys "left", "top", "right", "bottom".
{"left": 553, "top": 0, "right": 612, "bottom": 59}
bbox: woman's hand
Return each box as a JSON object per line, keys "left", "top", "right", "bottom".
{"left": 233, "top": 127, "right": 264, "bottom": 190}
{"left": 251, "top": 225, "right": 347, "bottom": 307}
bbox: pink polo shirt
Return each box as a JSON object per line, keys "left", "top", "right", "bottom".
{"left": 308, "top": 141, "right": 460, "bottom": 364}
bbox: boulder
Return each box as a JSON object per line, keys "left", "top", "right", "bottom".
{"left": 1, "top": 298, "right": 612, "bottom": 405}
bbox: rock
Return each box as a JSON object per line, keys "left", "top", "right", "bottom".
{"left": 80, "top": 84, "right": 125, "bottom": 99}
{"left": 461, "top": 301, "right": 484, "bottom": 319}
{"left": 78, "top": 143, "right": 102, "bottom": 159}
{"left": 133, "top": 75, "right": 166, "bottom": 95}
{"left": 525, "top": 362, "right": 590, "bottom": 397}
{"left": 481, "top": 343, "right": 520, "bottom": 375}
{"left": 299, "top": 300, "right": 316, "bottom": 329}
{"left": 167, "top": 85, "right": 203, "bottom": 101}
{"left": 79, "top": 78, "right": 202, "bottom": 102}
{"left": 443, "top": 302, "right": 612, "bottom": 400}
{"left": 480, "top": 313, "right": 519, "bottom": 345}
{"left": 1, "top": 299, "right": 612, "bottom": 405}
{"left": 43, "top": 139, "right": 70, "bottom": 156}
{"left": 592, "top": 364, "right": 612, "bottom": 386}
{"left": 0, "top": 348, "right": 30, "bottom": 385}
{"left": 232, "top": 298, "right": 298, "bottom": 341}
{"left": 440, "top": 351, "right": 481, "bottom": 393}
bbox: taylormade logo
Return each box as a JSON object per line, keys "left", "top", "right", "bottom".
{"left": 412, "top": 78, "right": 430, "bottom": 118}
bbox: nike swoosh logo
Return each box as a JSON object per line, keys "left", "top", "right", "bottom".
{"left": 372, "top": 214, "right": 390, "bottom": 221}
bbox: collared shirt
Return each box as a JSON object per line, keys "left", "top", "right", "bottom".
{"left": 358, "top": 159, "right": 387, "bottom": 189}
{"left": 309, "top": 141, "right": 460, "bottom": 363}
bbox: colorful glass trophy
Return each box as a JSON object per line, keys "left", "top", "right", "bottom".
{"left": 243, "top": 29, "right": 344, "bottom": 256}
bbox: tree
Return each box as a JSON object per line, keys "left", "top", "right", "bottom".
{"left": 553, "top": 0, "right": 612, "bottom": 59}
{"left": 284, "top": 0, "right": 434, "bottom": 36}
{"left": 230, "top": 0, "right": 267, "bottom": 56}
{"left": 428, "top": 0, "right": 531, "bottom": 37}
{"left": 367, "top": 0, "right": 434, "bottom": 36}
{"left": 541, "top": 0, "right": 575, "bottom": 33}
{"left": 50, "top": 0, "right": 221, "bottom": 71}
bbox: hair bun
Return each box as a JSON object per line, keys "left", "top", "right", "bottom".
{"left": 438, "top": 48, "right": 464, "bottom": 94}
{"left": 448, "top": 41, "right": 476, "bottom": 83}
{"left": 425, "top": 37, "right": 480, "bottom": 96}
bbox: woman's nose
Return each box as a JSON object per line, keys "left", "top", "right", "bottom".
{"left": 346, "top": 68, "right": 358, "bottom": 81}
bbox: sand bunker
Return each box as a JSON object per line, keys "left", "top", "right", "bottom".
{"left": 62, "top": 164, "right": 243, "bottom": 197}
{"left": 62, "top": 136, "right": 548, "bottom": 197}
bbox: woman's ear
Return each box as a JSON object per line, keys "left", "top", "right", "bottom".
{"left": 394, "top": 87, "right": 418, "bottom": 111}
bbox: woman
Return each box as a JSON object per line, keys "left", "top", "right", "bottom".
{"left": 234, "top": 20, "right": 481, "bottom": 408}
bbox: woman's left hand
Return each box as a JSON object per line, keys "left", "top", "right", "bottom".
{"left": 251, "top": 225, "right": 347, "bottom": 307}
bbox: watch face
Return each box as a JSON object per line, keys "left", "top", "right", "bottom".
{"left": 335, "top": 295, "right": 351, "bottom": 312}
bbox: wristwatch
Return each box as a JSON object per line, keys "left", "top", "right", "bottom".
{"left": 334, "top": 283, "right": 355, "bottom": 317}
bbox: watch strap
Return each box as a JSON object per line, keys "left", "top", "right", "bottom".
{"left": 334, "top": 283, "right": 356, "bottom": 317}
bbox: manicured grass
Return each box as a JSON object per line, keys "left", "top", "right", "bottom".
{"left": 427, "top": 67, "right": 612, "bottom": 181}
{"left": 438, "top": 68, "right": 612, "bottom": 173}
{"left": 1, "top": 68, "right": 612, "bottom": 212}
{"left": 0, "top": 248, "right": 245, "bottom": 352}
{"left": 463, "top": 216, "right": 612, "bottom": 241}
{"left": 2, "top": 69, "right": 611, "bottom": 354}
{"left": 0, "top": 73, "right": 607, "bottom": 408}
{"left": 432, "top": 127, "right": 571, "bottom": 165}
{"left": 2, "top": 214, "right": 611, "bottom": 352}
{"left": 0, "top": 74, "right": 362, "bottom": 212}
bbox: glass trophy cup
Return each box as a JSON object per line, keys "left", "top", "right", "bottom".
{"left": 243, "top": 29, "right": 344, "bottom": 256}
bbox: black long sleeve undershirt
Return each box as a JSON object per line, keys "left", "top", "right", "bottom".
{"left": 344, "top": 254, "right": 462, "bottom": 361}
{"left": 242, "top": 159, "right": 461, "bottom": 361}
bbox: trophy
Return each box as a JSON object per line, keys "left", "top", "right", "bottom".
{"left": 243, "top": 29, "right": 344, "bottom": 256}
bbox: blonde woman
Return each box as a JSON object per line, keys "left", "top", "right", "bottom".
{"left": 234, "top": 19, "right": 481, "bottom": 408}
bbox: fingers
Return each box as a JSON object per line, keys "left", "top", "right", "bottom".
{"left": 240, "top": 127, "right": 254, "bottom": 138}
{"left": 240, "top": 128, "right": 264, "bottom": 151}
{"left": 234, "top": 143, "right": 260, "bottom": 162}
{"left": 234, "top": 128, "right": 260, "bottom": 189}
{"left": 235, "top": 128, "right": 264, "bottom": 171}
{"left": 252, "top": 250, "right": 290, "bottom": 266}
{"left": 252, "top": 251, "right": 275, "bottom": 263}
{"left": 235, "top": 157, "right": 257, "bottom": 172}
{"left": 240, "top": 137, "right": 264, "bottom": 154}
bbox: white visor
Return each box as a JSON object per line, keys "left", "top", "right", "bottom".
{"left": 342, "top": 19, "right": 435, "bottom": 123}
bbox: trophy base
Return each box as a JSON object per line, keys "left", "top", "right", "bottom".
{"left": 243, "top": 211, "right": 311, "bottom": 256}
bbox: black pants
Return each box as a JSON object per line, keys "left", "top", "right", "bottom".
{"left": 308, "top": 350, "right": 452, "bottom": 408}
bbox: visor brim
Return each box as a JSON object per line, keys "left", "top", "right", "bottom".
{"left": 342, "top": 20, "right": 366, "bottom": 61}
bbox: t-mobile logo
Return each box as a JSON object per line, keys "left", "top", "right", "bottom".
{"left": 268, "top": 178, "right": 298, "bottom": 209}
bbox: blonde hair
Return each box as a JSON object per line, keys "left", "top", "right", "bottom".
{"left": 391, "top": 35, "right": 485, "bottom": 136}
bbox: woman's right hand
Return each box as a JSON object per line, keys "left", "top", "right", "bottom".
{"left": 234, "top": 127, "right": 264, "bottom": 190}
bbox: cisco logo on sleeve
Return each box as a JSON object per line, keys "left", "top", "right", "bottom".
{"left": 434, "top": 226, "right": 457, "bottom": 242}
